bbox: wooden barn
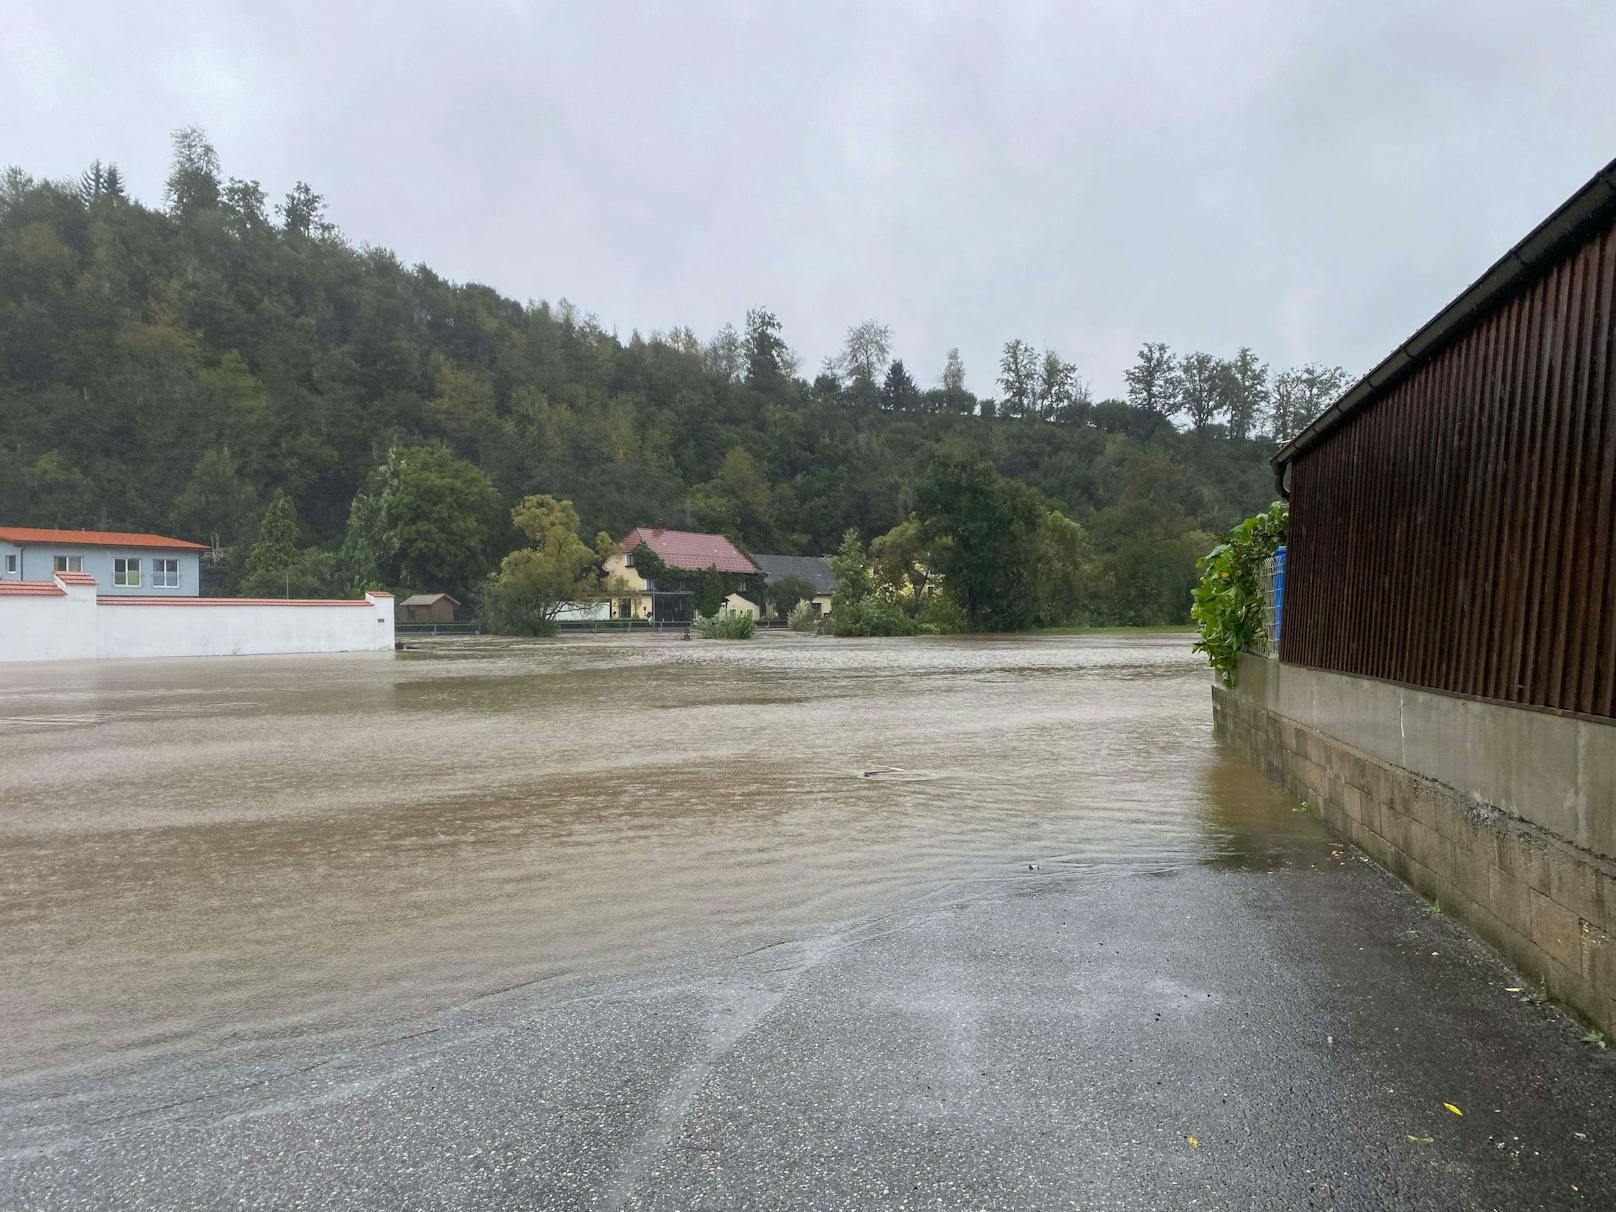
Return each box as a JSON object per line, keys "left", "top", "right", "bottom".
{"left": 401, "top": 593, "right": 459, "bottom": 624}
{"left": 1218, "top": 156, "right": 1616, "bottom": 1035}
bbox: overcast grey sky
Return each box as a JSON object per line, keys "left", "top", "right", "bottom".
{"left": 7, "top": 1, "right": 1616, "bottom": 398}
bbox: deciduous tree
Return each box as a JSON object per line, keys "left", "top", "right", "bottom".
{"left": 998, "top": 339, "right": 1038, "bottom": 419}
{"left": 838, "top": 320, "right": 893, "bottom": 399}
{"left": 919, "top": 447, "right": 1041, "bottom": 631}
{"left": 1221, "top": 346, "right": 1269, "bottom": 440}
{"left": 1125, "top": 342, "right": 1179, "bottom": 418}
{"left": 1177, "top": 351, "right": 1225, "bottom": 431}
{"left": 344, "top": 445, "right": 502, "bottom": 598}
{"left": 486, "top": 495, "right": 601, "bottom": 635}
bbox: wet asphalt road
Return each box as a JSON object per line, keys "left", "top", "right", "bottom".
{"left": 6, "top": 852, "right": 1613, "bottom": 1210}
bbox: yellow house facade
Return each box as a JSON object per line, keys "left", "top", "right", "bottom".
{"left": 600, "top": 527, "right": 762, "bottom": 622}
{"left": 599, "top": 547, "right": 655, "bottom": 619}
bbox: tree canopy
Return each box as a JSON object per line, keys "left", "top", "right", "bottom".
{"left": 0, "top": 131, "right": 1345, "bottom": 624}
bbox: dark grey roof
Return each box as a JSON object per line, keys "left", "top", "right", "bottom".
{"left": 752, "top": 554, "right": 835, "bottom": 595}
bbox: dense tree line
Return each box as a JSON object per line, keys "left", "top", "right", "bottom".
{"left": 0, "top": 129, "right": 1344, "bottom": 624}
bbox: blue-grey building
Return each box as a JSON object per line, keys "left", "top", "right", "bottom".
{"left": 0, "top": 527, "right": 208, "bottom": 596}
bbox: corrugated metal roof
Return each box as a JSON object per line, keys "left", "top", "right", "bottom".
{"left": 616, "top": 527, "right": 758, "bottom": 574}
{"left": 752, "top": 554, "right": 836, "bottom": 594}
{"left": 0, "top": 526, "right": 210, "bottom": 550}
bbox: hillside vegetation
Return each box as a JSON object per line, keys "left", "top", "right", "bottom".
{"left": 0, "top": 131, "right": 1342, "bottom": 624}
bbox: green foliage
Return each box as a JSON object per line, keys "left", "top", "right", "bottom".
{"left": 345, "top": 445, "right": 502, "bottom": 601}
{"left": 919, "top": 448, "right": 1042, "bottom": 632}
{"left": 1030, "top": 509, "right": 1093, "bottom": 627}
{"left": 917, "top": 592, "right": 968, "bottom": 634}
{"left": 824, "top": 528, "right": 918, "bottom": 635}
{"left": 768, "top": 575, "right": 816, "bottom": 618}
{"left": 787, "top": 600, "right": 821, "bottom": 633}
{"left": 692, "top": 610, "right": 757, "bottom": 639}
{"left": 869, "top": 516, "right": 931, "bottom": 602}
{"left": 827, "top": 528, "right": 874, "bottom": 620}
{"left": 1088, "top": 449, "right": 1213, "bottom": 626}
{"left": 165, "top": 126, "right": 220, "bottom": 215}
{"left": 242, "top": 490, "right": 300, "bottom": 596}
{"left": 828, "top": 594, "right": 920, "bottom": 637}
{"left": 483, "top": 494, "right": 600, "bottom": 636}
{"left": 1, "top": 135, "right": 1303, "bottom": 620}
{"left": 1191, "top": 501, "right": 1288, "bottom": 685}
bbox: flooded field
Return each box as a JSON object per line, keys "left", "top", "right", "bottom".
{"left": 0, "top": 632, "right": 1328, "bottom": 1139}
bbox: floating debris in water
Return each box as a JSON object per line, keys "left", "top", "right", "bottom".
{"left": 858, "top": 766, "right": 937, "bottom": 782}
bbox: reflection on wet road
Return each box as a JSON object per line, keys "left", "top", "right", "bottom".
{"left": 0, "top": 632, "right": 1329, "bottom": 1140}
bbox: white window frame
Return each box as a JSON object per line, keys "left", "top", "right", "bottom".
{"left": 53, "top": 554, "right": 84, "bottom": 572}
{"left": 4, "top": 554, "right": 14, "bottom": 574}
{"left": 152, "top": 557, "right": 180, "bottom": 589}
{"left": 113, "top": 557, "right": 142, "bottom": 587}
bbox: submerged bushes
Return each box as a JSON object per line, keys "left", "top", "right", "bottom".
{"left": 787, "top": 600, "right": 821, "bottom": 632}
{"left": 692, "top": 610, "right": 757, "bottom": 640}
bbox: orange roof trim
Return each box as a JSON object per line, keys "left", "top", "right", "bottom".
{"left": 0, "top": 526, "right": 210, "bottom": 550}
{"left": 54, "top": 570, "right": 97, "bottom": 585}
{"left": 0, "top": 580, "right": 65, "bottom": 597}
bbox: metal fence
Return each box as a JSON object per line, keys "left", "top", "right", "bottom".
{"left": 1257, "top": 546, "right": 1286, "bottom": 658}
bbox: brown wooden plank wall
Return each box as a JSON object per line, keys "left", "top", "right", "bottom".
{"left": 1281, "top": 213, "right": 1616, "bottom": 718}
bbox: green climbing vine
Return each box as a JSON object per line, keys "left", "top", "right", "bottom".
{"left": 1191, "top": 501, "right": 1288, "bottom": 686}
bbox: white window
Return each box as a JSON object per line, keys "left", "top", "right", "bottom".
{"left": 152, "top": 558, "right": 179, "bottom": 588}
{"left": 53, "top": 554, "right": 84, "bottom": 572}
{"left": 624, "top": 552, "right": 635, "bottom": 567}
{"left": 4, "top": 554, "right": 14, "bottom": 574}
{"left": 113, "top": 557, "right": 141, "bottom": 587}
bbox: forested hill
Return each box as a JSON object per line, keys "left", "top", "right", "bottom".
{"left": 0, "top": 134, "right": 1341, "bottom": 622}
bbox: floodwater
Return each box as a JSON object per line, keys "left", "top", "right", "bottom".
{"left": 0, "top": 632, "right": 1328, "bottom": 1141}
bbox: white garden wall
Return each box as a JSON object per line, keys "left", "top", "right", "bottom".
{"left": 0, "top": 577, "right": 394, "bottom": 662}
{"left": 0, "top": 577, "right": 98, "bottom": 661}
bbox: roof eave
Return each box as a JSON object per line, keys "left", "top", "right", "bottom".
{"left": 1273, "top": 155, "right": 1616, "bottom": 473}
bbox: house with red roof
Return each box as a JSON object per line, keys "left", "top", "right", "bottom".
{"left": 600, "top": 527, "right": 760, "bottom": 621}
{"left": 0, "top": 526, "right": 209, "bottom": 597}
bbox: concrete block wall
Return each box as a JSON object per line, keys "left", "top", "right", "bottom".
{"left": 1213, "top": 664, "right": 1616, "bottom": 1035}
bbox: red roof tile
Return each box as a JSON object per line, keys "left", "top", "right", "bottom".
{"left": 0, "top": 526, "right": 209, "bottom": 550}
{"left": 0, "top": 580, "right": 66, "bottom": 596}
{"left": 616, "top": 527, "right": 758, "bottom": 574}
{"left": 54, "top": 570, "right": 97, "bottom": 585}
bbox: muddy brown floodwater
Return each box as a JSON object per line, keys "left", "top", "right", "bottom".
{"left": 0, "top": 632, "right": 1328, "bottom": 1142}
